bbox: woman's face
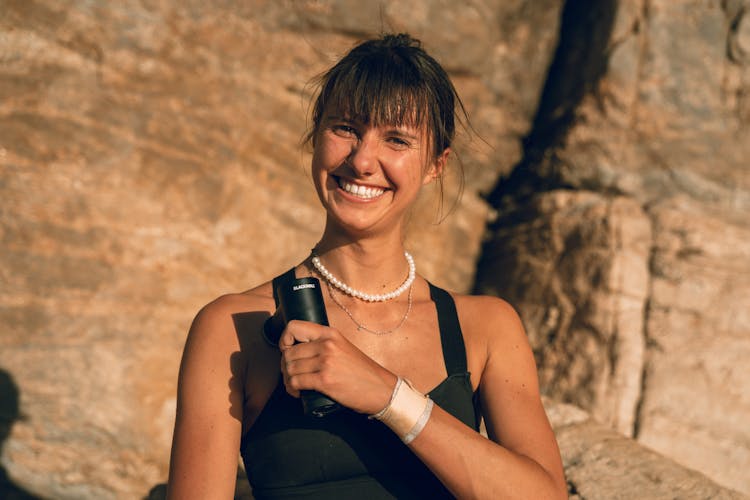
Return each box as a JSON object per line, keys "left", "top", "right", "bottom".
{"left": 311, "top": 107, "right": 447, "bottom": 237}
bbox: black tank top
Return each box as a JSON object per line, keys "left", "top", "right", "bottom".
{"left": 241, "top": 271, "right": 480, "bottom": 499}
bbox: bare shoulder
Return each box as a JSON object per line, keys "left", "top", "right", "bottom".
{"left": 452, "top": 293, "right": 527, "bottom": 349}
{"left": 449, "top": 292, "right": 534, "bottom": 391}
{"left": 176, "top": 280, "right": 280, "bottom": 421}
{"left": 198, "top": 280, "right": 275, "bottom": 318}
{"left": 169, "top": 280, "right": 280, "bottom": 497}
{"left": 184, "top": 280, "right": 276, "bottom": 355}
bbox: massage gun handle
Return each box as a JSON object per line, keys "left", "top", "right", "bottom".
{"left": 274, "top": 277, "right": 341, "bottom": 417}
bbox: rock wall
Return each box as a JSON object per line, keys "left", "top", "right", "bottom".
{"left": 0, "top": 1, "right": 561, "bottom": 498}
{"left": 1, "top": 0, "right": 748, "bottom": 498}
{"left": 478, "top": 190, "right": 652, "bottom": 435}
{"left": 476, "top": 0, "right": 750, "bottom": 494}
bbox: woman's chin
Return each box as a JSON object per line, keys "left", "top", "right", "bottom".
{"left": 324, "top": 190, "right": 418, "bottom": 235}
{"left": 324, "top": 207, "right": 394, "bottom": 237}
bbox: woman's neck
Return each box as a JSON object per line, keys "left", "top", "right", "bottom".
{"left": 312, "top": 228, "right": 412, "bottom": 297}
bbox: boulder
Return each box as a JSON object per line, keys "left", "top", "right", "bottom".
{"left": 546, "top": 399, "right": 746, "bottom": 500}
{"left": 477, "top": 190, "right": 651, "bottom": 436}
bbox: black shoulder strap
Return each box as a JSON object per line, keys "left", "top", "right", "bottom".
{"left": 271, "top": 267, "right": 297, "bottom": 307}
{"left": 262, "top": 267, "right": 298, "bottom": 347}
{"left": 428, "top": 283, "right": 468, "bottom": 375}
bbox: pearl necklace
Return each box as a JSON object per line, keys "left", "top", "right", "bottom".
{"left": 311, "top": 251, "right": 416, "bottom": 302}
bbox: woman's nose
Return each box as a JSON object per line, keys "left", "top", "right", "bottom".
{"left": 347, "top": 137, "right": 377, "bottom": 176}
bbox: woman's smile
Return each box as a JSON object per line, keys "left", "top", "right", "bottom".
{"left": 310, "top": 114, "right": 434, "bottom": 236}
{"left": 334, "top": 176, "right": 387, "bottom": 200}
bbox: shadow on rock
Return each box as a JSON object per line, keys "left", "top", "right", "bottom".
{"left": 0, "top": 368, "right": 42, "bottom": 499}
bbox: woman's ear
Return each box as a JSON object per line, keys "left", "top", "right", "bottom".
{"left": 422, "top": 148, "right": 450, "bottom": 185}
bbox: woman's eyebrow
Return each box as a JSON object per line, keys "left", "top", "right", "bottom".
{"left": 384, "top": 127, "right": 420, "bottom": 141}
{"left": 324, "top": 114, "right": 347, "bottom": 122}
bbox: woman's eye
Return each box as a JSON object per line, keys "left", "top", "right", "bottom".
{"left": 388, "top": 137, "right": 410, "bottom": 148}
{"left": 333, "top": 125, "right": 357, "bottom": 137}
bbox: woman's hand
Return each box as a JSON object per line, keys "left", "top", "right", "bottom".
{"left": 278, "top": 320, "right": 396, "bottom": 415}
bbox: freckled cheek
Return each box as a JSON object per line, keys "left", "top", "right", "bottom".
{"left": 314, "top": 143, "right": 349, "bottom": 170}
{"left": 390, "top": 158, "right": 424, "bottom": 186}
{"left": 312, "top": 153, "right": 341, "bottom": 194}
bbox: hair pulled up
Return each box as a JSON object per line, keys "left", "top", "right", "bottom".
{"left": 305, "top": 33, "right": 468, "bottom": 216}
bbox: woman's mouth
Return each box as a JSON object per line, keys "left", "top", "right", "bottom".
{"left": 336, "top": 177, "right": 386, "bottom": 199}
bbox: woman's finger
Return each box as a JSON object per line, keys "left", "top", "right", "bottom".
{"left": 281, "top": 369, "right": 300, "bottom": 398}
{"left": 282, "top": 343, "right": 317, "bottom": 364}
{"left": 281, "top": 357, "right": 329, "bottom": 398}
{"left": 277, "top": 320, "right": 332, "bottom": 351}
{"left": 282, "top": 337, "right": 334, "bottom": 363}
{"left": 284, "top": 372, "right": 324, "bottom": 397}
{"left": 280, "top": 347, "right": 325, "bottom": 396}
{"left": 283, "top": 353, "right": 322, "bottom": 378}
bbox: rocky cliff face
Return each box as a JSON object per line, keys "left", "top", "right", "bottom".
{"left": 476, "top": 0, "right": 750, "bottom": 494}
{"left": 0, "top": 0, "right": 748, "bottom": 498}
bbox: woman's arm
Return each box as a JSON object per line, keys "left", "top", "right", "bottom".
{"left": 166, "top": 296, "right": 248, "bottom": 500}
{"left": 407, "top": 296, "right": 566, "bottom": 499}
{"left": 281, "top": 294, "right": 566, "bottom": 499}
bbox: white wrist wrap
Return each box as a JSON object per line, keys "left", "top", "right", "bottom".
{"left": 370, "top": 376, "right": 433, "bottom": 444}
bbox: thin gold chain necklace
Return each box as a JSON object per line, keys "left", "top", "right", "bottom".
{"left": 326, "top": 280, "right": 413, "bottom": 335}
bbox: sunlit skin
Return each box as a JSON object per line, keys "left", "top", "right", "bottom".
{"left": 311, "top": 111, "right": 446, "bottom": 245}
{"left": 167, "top": 110, "right": 567, "bottom": 499}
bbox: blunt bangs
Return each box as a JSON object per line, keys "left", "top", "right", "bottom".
{"left": 308, "top": 36, "right": 456, "bottom": 159}
{"left": 321, "top": 52, "right": 429, "bottom": 133}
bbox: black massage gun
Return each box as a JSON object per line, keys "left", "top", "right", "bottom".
{"left": 263, "top": 276, "right": 341, "bottom": 417}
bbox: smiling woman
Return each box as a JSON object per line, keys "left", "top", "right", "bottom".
{"left": 166, "top": 33, "right": 566, "bottom": 500}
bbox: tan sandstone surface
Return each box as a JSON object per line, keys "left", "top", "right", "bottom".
{"left": 476, "top": 0, "right": 750, "bottom": 495}
{"left": 1, "top": 0, "right": 748, "bottom": 498}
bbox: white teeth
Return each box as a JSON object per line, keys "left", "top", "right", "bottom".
{"left": 338, "top": 178, "right": 385, "bottom": 199}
